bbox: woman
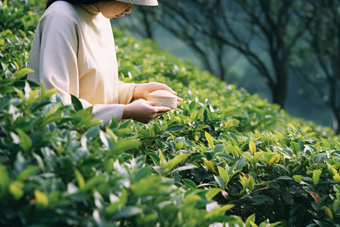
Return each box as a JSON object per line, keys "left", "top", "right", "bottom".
{"left": 28, "top": 0, "right": 181, "bottom": 125}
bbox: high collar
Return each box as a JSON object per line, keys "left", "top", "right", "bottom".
{"left": 80, "top": 4, "right": 100, "bottom": 15}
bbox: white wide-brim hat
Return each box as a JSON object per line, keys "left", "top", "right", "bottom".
{"left": 116, "top": 0, "right": 158, "bottom": 6}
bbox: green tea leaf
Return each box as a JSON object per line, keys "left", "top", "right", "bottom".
{"left": 269, "top": 154, "right": 280, "bottom": 166}
{"left": 175, "top": 141, "right": 184, "bottom": 150}
{"left": 134, "top": 167, "right": 151, "bottom": 182}
{"left": 236, "top": 157, "right": 246, "bottom": 170}
{"left": 205, "top": 188, "right": 221, "bottom": 200}
{"left": 320, "top": 138, "right": 331, "bottom": 148}
{"left": 74, "top": 169, "right": 85, "bottom": 190}
{"left": 14, "top": 68, "right": 34, "bottom": 79}
{"left": 182, "top": 179, "right": 197, "bottom": 190}
{"left": 228, "top": 132, "right": 239, "bottom": 145}
{"left": 249, "top": 141, "right": 256, "bottom": 154}
{"left": 83, "top": 176, "right": 107, "bottom": 191}
{"left": 276, "top": 176, "right": 293, "bottom": 181}
{"left": 71, "top": 94, "right": 83, "bottom": 111}
{"left": 243, "top": 153, "right": 254, "bottom": 165}
{"left": 245, "top": 213, "right": 256, "bottom": 227}
{"left": 224, "top": 118, "right": 239, "bottom": 129}
{"left": 163, "top": 154, "right": 190, "bottom": 174}
{"left": 112, "top": 206, "right": 142, "bottom": 219}
{"left": 148, "top": 152, "right": 160, "bottom": 166}
{"left": 106, "top": 202, "right": 120, "bottom": 216}
{"left": 114, "top": 138, "right": 141, "bottom": 154}
{"left": 0, "top": 165, "right": 10, "bottom": 195}
{"left": 333, "top": 200, "right": 340, "bottom": 213}
{"left": 324, "top": 206, "right": 333, "bottom": 220}
{"left": 217, "top": 166, "right": 229, "bottom": 184}
{"left": 17, "top": 166, "right": 39, "bottom": 181}
{"left": 188, "top": 101, "right": 196, "bottom": 110}
{"left": 293, "top": 175, "right": 303, "bottom": 183}
{"left": 313, "top": 169, "right": 321, "bottom": 185}
{"left": 313, "top": 153, "right": 327, "bottom": 163}
{"left": 170, "top": 165, "right": 197, "bottom": 174}
{"left": 205, "top": 131, "right": 214, "bottom": 149}
{"left": 254, "top": 152, "right": 263, "bottom": 163}
{"left": 204, "top": 160, "right": 215, "bottom": 172}
{"left": 9, "top": 181, "right": 24, "bottom": 200}
{"left": 164, "top": 125, "right": 187, "bottom": 132}
{"left": 197, "top": 124, "right": 210, "bottom": 130}
{"left": 213, "top": 144, "right": 225, "bottom": 154}
{"left": 34, "top": 189, "right": 48, "bottom": 210}
{"left": 291, "top": 141, "right": 300, "bottom": 154}
{"left": 16, "top": 129, "right": 32, "bottom": 153}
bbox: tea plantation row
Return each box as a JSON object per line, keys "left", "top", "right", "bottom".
{"left": 1, "top": 0, "right": 340, "bottom": 226}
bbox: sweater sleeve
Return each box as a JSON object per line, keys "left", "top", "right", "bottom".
{"left": 29, "top": 5, "right": 125, "bottom": 125}
{"left": 118, "top": 82, "right": 137, "bottom": 104}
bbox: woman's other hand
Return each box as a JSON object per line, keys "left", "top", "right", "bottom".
{"left": 123, "top": 99, "right": 170, "bottom": 123}
{"left": 134, "top": 82, "right": 183, "bottom": 104}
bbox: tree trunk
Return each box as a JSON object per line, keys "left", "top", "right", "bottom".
{"left": 271, "top": 51, "right": 288, "bottom": 108}
{"left": 140, "top": 8, "right": 153, "bottom": 39}
{"left": 331, "top": 109, "right": 340, "bottom": 135}
{"left": 272, "top": 82, "right": 287, "bottom": 108}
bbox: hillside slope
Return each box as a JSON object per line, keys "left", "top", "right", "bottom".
{"left": 1, "top": 1, "right": 340, "bottom": 226}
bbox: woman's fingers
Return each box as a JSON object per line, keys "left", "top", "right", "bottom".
{"left": 159, "top": 84, "right": 177, "bottom": 95}
{"left": 153, "top": 106, "right": 170, "bottom": 117}
{"left": 154, "top": 106, "right": 171, "bottom": 112}
{"left": 147, "top": 101, "right": 155, "bottom": 106}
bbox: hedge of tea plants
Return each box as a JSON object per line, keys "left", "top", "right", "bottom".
{"left": 1, "top": 0, "right": 340, "bottom": 226}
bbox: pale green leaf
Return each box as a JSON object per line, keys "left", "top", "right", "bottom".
{"left": 324, "top": 206, "right": 333, "bottom": 220}
{"left": 205, "top": 188, "right": 221, "bottom": 200}
{"left": 34, "top": 189, "right": 48, "bottom": 210}
{"left": 217, "top": 166, "right": 229, "bottom": 184}
{"left": 205, "top": 131, "right": 214, "bottom": 149}
{"left": 9, "top": 181, "right": 24, "bottom": 200}
{"left": 249, "top": 141, "right": 256, "bottom": 154}
{"left": 204, "top": 160, "right": 215, "bottom": 172}
{"left": 313, "top": 169, "right": 321, "bottom": 185}
{"left": 74, "top": 169, "right": 85, "bottom": 189}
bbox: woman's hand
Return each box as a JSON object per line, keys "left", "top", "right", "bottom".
{"left": 123, "top": 99, "right": 171, "bottom": 124}
{"left": 133, "top": 82, "right": 183, "bottom": 104}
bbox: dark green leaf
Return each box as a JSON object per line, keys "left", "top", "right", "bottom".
{"left": 313, "top": 153, "right": 327, "bottom": 163}
{"left": 276, "top": 176, "right": 293, "bottom": 181}
{"left": 71, "top": 94, "right": 83, "bottom": 111}
{"left": 217, "top": 153, "right": 235, "bottom": 162}
{"left": 170, "top": 165, "right": 197, "bottom": 174}
{"left": 235, "top": 157, "right": 246, "bottom": 170}
{"left": 182, "top": 179, "right": 197, "bottom": 189}
{"left": 250, "top": 195, "right": 273, "bottom": 205}
{"left": 82, "top": 176, "right": 107, "bottom": 191}
{"left": 134, "top": 167, "right": 151, "bottom": 182}
{"left": 17, "top": 166, "right": 39, "bottom": 181}
{"left": 112, "top": 207, "right": 142, "bottom": 219}
{"left": 213, "top": 144, "right": 225, "bottom": 153}
{"left": 163, "top": 125, "right": 187, "bottom": 133}
{"left": 148, "top": 152, "right": 160, "bottom": 165}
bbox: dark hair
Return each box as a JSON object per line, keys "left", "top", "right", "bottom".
{"left": 46, "top": 0, "right": 111, "bottom": 9}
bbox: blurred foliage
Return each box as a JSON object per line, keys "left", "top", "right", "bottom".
{"left": 1, "top": 0, "right": 340, "bottom": 226}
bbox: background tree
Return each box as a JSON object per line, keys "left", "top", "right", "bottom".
{"left": 113, "top": 0, "right": 337, "bottom": 132}
{"left": 113, "top": 3, "right": 239, "bottom": 81}
{"left": 155, "top": 2, "right": 240, "bottom": 81}
{"left": 292, "top": 0, "right": 340, "bottom": 134}
{"left": 157, "top": 0, "right": 317, "bottom": 108}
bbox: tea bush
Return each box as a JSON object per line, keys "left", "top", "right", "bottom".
{"left": 1, "top": 0, "right": 340, "bottom": 226}
{"left": 114, "top": 31, "right": 340, "bottom": 227}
